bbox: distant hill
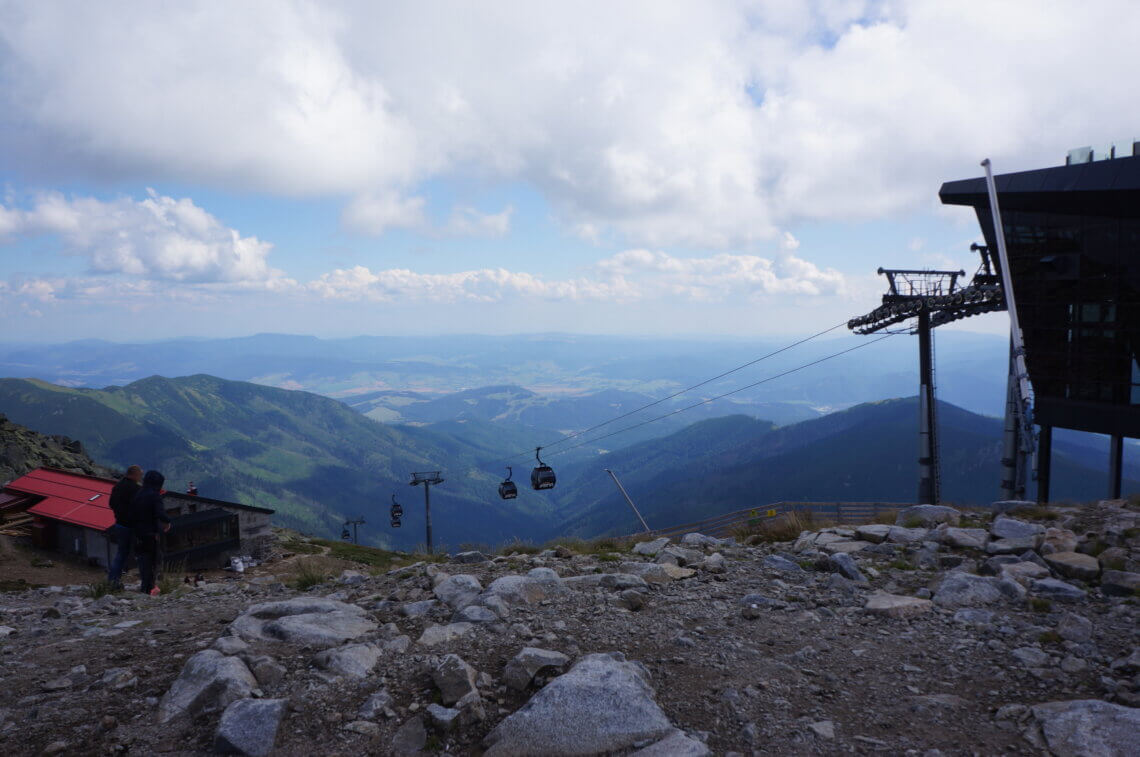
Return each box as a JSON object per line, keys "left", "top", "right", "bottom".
{"left": 0, "top": 376, "right": 555, "bottom": 549}
{"left": 549, "top": 398, "right": 1140, "bottom": 538}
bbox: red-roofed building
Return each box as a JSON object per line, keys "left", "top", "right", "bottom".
{"left": 2, "top": 467, "right": 275, "bottom": 569}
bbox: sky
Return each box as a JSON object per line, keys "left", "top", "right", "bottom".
{"left": 1, "top": 0, "right": 1139, "bottom": 342}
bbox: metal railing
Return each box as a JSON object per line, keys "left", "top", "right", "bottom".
{"left": 631, "top": 501, "right": 909, "bottom": 541}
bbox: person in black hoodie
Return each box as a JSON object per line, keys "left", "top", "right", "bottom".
{"left": 107, "top": 465, "right": 142, "bottom": 589}
{"left": 129, "top": 470, "right": 172, "bottom": 595}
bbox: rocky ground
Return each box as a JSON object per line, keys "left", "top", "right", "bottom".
{"left": 0, "top": 500, "right": 1138, "bottom": 756}
{"left": 0, "top": 414, "right": 116, "bottom": 484}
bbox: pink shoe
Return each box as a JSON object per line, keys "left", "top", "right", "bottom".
{"left": 149, "top": 587, "right": 161, "bottom": 596}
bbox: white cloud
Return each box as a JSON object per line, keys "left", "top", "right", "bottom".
{"left": 0, "top": 190, "right": 287, "bottom": 285}
{"left": 307, "top": 248, "right": 846, "bottom": 303}
{"left": 444, "top": 205, "right": 513, "bottom": 237}
{"left": 1, "top": 2, "right": 1138, "bottom": 247}
{"left": 341, "top": 191, "right": 427, "bottom": 235}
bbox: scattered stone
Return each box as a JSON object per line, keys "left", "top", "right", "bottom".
{"left": 820, "top": 540, "right": 872, "bottom": 554}
{"left": 503, "top": 647, "right": 571, "bottom": 691}
{"left": 980, "top": 555, "right": 1022, "bottom": 575}
{"left": 391, "top": 715, "right": 427, "bottom": 756}
{"left": 986, "top": 536, "right": 1040, "bottom": 555}
{"left": 417, "top": 622, "right": 475, "bottom": 648}
{"left": 358, "top": 689, "right": 394, "bottom": 720}
{"left": 762, "top": 555, "right": 803, "bottom": 572}
{"left": 617, "top": 589, "right": 647, "bottom": 611}
{"left": 338, "top": 569, "right": 367, "bottom": 586}
{"left": 314, "top": 643, "right": 381, "bottom": 679}
{"left": 1040, "top": 527, "right": 1079, "bottom": 554}
{"left": 158, "top": 650, "right": 257, "bottom": 723}
{"left": 1056, "top": 612, "right": 1093, "bottom": 643}
{"left": 828, "top": 552, "right": 866, "bottom": 582}
{"left": 864, "top": 592, "right": 933, "bottom": 619}
{"left": 632, "top": 537, "right": 670, "bottom": 556}
{"left": 937, "top": 526, "right": 988, "bottom": 550}
{"left": 426, "top": 703, "right": 461, "bottom": 731}
{"left": 933, "top": 572, "right": 1024, "bottom": 608}
{"left": 619, "top": 562, "right": 695, "bottom": 583}
{"left": 212, "top": 636, "right": 250, "bottom": 656}
{"left": 809, "top": 720, "right": 836, "bottom": 739}
{"left": 854, "top": 524, "right": 891, "bottom": 544}
{"left": 1043, "top": 551, "right": 1100, "bottom": 581}
{"left": 1012, "top": 646, "right": 1050, "bottom": 667}
{"left": 1060, "top": 655, "right": 1087, "bottom": 674}
{"left": 247, "top": 656, "right": 286, "bottom": 688}
{"left": 1000, "top": 561, "right": 1051, "bottom": 585}
{"left": 680, "top": 533, "right": 730, "bottom": 549}
{"left": 1110, "top": 649, "right": 1140, "bottom": 675}
{"left": 702, "top": 553, "right": 727, "bottom": 573}
{"left": 214, "top": 698, "right": 285, "bottom": 757}
{"left": 1100, "top": 570, "right": 1140, "bottom": 597}
{"left": 342, "top": 720, "right": 380, "bottom": 736}
{"left": 101, "top": 667, "right": 137, "bottom": 690}
{"left": 952, "top": 608, "right": 994, "bottom": 626}
{"left": 631, "top": 728, "right": 712, "bottom": 756}
{"left": 886, "top": 526, "right": 928, "bottom": 544}
{"left": 990, "top": 517, "right": 1045, "bottom": 540}
{"left": 1030, "top": 699, "right": 1140, "bottom": 756}
{"left": 433, "top": 654, "right": 478, "bottom": 705}
{"left": 452, "top": 550, "right": 490, "bottom": 564}
{"left": 896, "top": 504, "right": 961, "bottom": 527}
{"left": 229, "top": 598, "right": 377, "bottom": 650}
{"left": 399, "top": 599, "right": 438, "bottom": 618}
{"left": 1030, "top": 578, "right": 1088, "bottom": 603}
{"left": 433, "top": 574, "right": 483, "bottom": 610}
{"left": 454, "top": 605, "right": 499, "bottom": 624}
{"left": 483, "top": 652, "right": 675, "bottom": 756}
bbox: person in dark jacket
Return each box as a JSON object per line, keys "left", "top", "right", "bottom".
{"left": 106, "top": 465, "right": 142, "bottom": 588}
{"left": 128, "top": 470, "right": 172, "bottom": 595}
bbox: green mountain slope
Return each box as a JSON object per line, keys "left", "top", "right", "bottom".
{"left": 0, "top": 376, "right": 554, "bottom": 549}
{"left": 551, "top": 398, "right": 1139, "bottom": 538}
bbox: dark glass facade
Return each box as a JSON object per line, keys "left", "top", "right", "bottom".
{"left": 940, "top": 155, "right": 1140, "bottom": 438}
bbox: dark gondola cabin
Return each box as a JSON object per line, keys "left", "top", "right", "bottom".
{"left": 530, "top": 449, "right": 556, "bottom": 490}
{"left": 498, "top": 467, "right": 518, "bottom": 499}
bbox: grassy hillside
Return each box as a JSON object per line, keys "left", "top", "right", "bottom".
{"left": 0, "top": 376, "right": 555, "bottom": 549}
{"left": 551, "top": 398, "right": 1140, "bottom": 538}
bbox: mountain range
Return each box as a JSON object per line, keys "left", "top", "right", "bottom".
{"left": 0, "top": 376, "right": 555, "bottom": 550}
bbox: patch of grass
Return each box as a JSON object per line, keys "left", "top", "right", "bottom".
{"left": 596, "top": 553, "right": 622, "bottom": 563}
{"left": 902, "top": 516, "right": 925, "bottom": 529}
{"left": 1102, "top": 557, "right": 1126, "bottom": 571}
{"left": 888, "top": 559, "right": 915, "bottom": 571}
{"left": 279, "top": 539, "right": 323, "bottom": 555}
{"left": 30, "top": 556, "right": 54, "bottom": 568}
{"left": 496, "top": 538, "right": 541, "bottom": 556}
{"left": 1038, "top": 631, "right": 1062, "bottom": 644}
{"left": 457, "top": 542, "right": 493, "bottom": 555}
{"left": 734, "top": 510, "right": 830, "bottom": 543}
{"left": 0, "top": 578, "right": 42, "bottom": 593}
{"left": 84, "top": 580, "right": 117, "bottom": 599}
{"left": 1029, "top": 598, "right": 1052, "bottom": 613}
{"left": 1020, "top": 507, "right": 1061, "bottom": 522}
{"left": 1122, "top": 527, "right": 1139, "bottom": 540}
{"left": 871, "top": 510, "right": 900, "bottom": 525}
{"left": 1084, "top": 540, "right": 1108, "bottom": 557}
{"left": 797, "top": 560, "right": 816, "bottom": 571}
{"left": 291, "top": 557, "right": 330, "bottom": 591}
{"left": 310, "top": 539, "right": 403, "bottom": 569}
{"left": 157, "top": 560, "right": 186, "bottom": 596}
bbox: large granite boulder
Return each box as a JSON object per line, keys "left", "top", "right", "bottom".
{"left": 1030, "top": 699, "right": 1140, "bottom": 757}
{"left": 933, "top": 572, "right": 1024, "bottom": 608}
{"left": 229, "top": 598, "right": 376, "bottom": 649}
{"left": 483, "top": 653, "right": 675, "bottom": 755}
{"left": 214, "top": 698, "right": 286, "bottom": 757}
{"left": 158, "top": 650, "right": 257, "bottom": 723}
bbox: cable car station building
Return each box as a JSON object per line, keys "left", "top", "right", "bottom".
{"left": 939, "top": 146, "right": 1140, "bottom": 500}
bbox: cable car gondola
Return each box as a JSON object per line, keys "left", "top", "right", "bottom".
{"left": 530, "top": 447, "right": 556, "bottom": 490}
{"left": 390, "top": 494, "right": 403, "bottom": 528}
{"left": 498, "top": 466, "right": 518, "bottom": 500}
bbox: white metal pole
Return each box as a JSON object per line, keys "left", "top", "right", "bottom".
{"left": 604, "top": 469, "right": 651, "bottom": 533}
{"left": 981, "top": 158, "right": 1033, "bottom": 403}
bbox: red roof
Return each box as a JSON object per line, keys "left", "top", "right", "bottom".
{"left": 6, "top": 468, "right": 116, "bottom": 531}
